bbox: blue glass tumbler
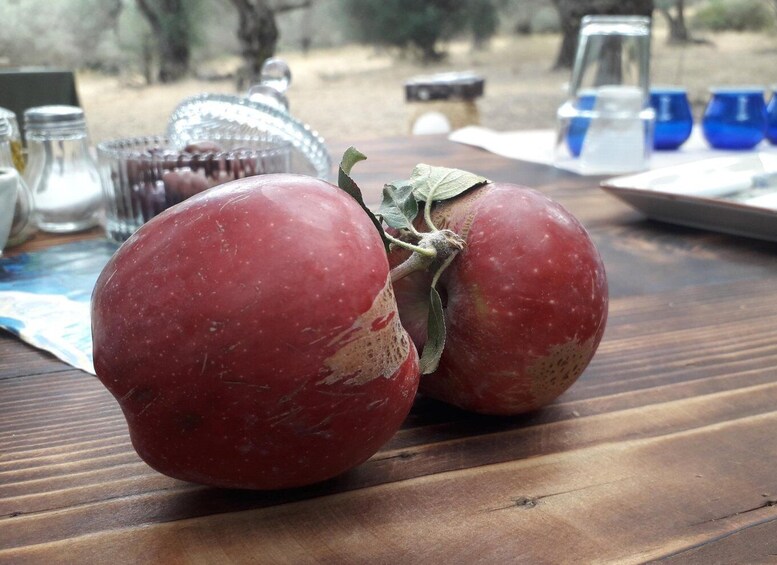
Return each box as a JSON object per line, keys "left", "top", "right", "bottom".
{"left": 766, "top": 88, "right": 777, "bottom": 144}
{"left": 650, "top": 87, "right": 693, "bottom": 150}
{"left": 565, "top": 92, "right": 596, "bottom": 157}
{"left": 702, "top": 87, "right": 766, "bottom": 150}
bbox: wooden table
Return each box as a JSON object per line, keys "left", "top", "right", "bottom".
{"left": 3, "top": 135, "right": 777, "bottom": 563}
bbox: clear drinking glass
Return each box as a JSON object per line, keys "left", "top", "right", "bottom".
{"left": 767, "top": 87, "right": 777, "bottom": 145}
{"left": 23, "top": 105, "right": 103, "bottom": 233}
{"left": 556, "top": 15, "right": 655, "bottom": 174}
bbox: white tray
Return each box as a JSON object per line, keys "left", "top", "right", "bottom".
{"left": 600, "top": 153, "right": 777, "bottom": 242}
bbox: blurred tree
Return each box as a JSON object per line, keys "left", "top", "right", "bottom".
{"left": 135, "top": 0, "right": 192, "bottom": 82}
{"left": 551, "top": 0, "right": 654, "bottom": 69}
{"left": 69, "top": 0, "right": 123, "bottom": 68}
{"left": 343, "top": 0, "right": 499, "bottom": 61}
{"left": 228, "top": 0, "right": 312, "bottom": 88}
{"left": 467, "top": 0, "right": 500, "bottom": 49}
{"left": 656, "top": 0, "right": 689, "bottom": 43}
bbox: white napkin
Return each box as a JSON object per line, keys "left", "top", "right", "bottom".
{"left": 448, "top": 126, "right": 777, "bottom": 176}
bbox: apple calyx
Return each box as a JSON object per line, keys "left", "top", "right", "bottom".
{"left": 336, "top": 147, "right": 489, "bottom": 374}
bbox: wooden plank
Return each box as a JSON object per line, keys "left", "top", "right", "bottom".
{"left": 1, "top": 277, "right": 776, "bottom": 560}
{"left": 2, "top": 408, "right": 776, "bottom": 563}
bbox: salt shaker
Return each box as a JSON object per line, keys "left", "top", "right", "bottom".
{"left": 23, "top": 105, "right": 103, "bottom": 233}
{"left": 0, "top": 116, "right": 36, "bottom": 246}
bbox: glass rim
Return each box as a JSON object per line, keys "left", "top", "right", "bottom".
{"left": 650, "top": 86, "right": 688, "bottom": 94}
{"left": 96, "top": 134, "right": 292, "bottom": 161}
{"left": 708, "top": 86, "right": 765, "bottom": 95}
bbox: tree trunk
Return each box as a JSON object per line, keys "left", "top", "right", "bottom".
{"left": 658, "top": 0, "right": 690, "bottom": 43}
{"left": 229, "top": 0, "right": 279, "bottom": 89}
{"left": 135, "top": 0, "right": 191, "bottom": 83}
{"left": 228, "top": 0, "right": 312, "bottom": 88}
{"left": 551, "top": 0, "right": 654, "bottom": 70}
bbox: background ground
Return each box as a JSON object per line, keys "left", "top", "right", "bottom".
{"left": 78, "top": 27, "right": 777, "bottom": 145}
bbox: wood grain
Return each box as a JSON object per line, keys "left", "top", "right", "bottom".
{"left": 2, "top": 136, "right": 777, "bottom": 563}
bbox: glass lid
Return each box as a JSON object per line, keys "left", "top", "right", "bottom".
{"left": 166, "top": 58, "right": 331, "bottom": 180}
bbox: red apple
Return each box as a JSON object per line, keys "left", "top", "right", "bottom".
{"left": 390, "top": 183, "right": 608, "bottom": 415}
{"left": 91, "top": 174, "right": 420, "bottom": 489}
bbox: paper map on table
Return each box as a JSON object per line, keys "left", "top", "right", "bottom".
{"left": 0, "top": 240, "right": 118, "bottom": 374}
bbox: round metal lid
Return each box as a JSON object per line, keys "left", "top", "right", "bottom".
{"left": 24, "top": 105, "right": 86, "bottom": 132}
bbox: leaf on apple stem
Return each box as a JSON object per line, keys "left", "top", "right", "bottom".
{"left": 419, "top": 286, "right": 446, "bottom": 374}
{"left": 337, "top": 147, "right": 391, "bottom": 253}
{"left": 379, "top": 181, "right": 418, "bottom": 231}
{"left": 410, "top": 164, "right": 489, "bottom": 203}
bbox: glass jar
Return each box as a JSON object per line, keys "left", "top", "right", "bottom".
{"left": 23, "top": 105, "right": 103, "bottom": 233}
{"left": 0, "top": 116, "right": 36, "bottom": 246}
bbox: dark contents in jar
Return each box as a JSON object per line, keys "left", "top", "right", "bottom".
{"left": 115, "top": 141, "right": 261, "bottom": 223}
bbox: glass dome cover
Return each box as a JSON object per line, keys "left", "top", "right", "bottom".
{"left": 166, "top": 58, "right": 331, "bottom": 180}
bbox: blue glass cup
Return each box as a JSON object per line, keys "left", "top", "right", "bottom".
{"left": 702, "top": 87, "right": 766, "bottom": 150}
{"left": 766, "top": 88, "right": 777, "bottom": 144}
{"left": 649, "top": 87, "right": 693, "bottom": 150}
{"left": 565, "top": 91, "right": 596, "bottom": 157}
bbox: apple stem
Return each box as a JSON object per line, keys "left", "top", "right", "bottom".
{"left": 383, "top": 230, "right": 437, "bottom": 259}
{"left": 431, "top": 252, "right": 457, "bottom": 289}
{"left": 389, "top": 229, "right": 466, "bottom": 284}
{"left": 390, "top": 252, "right": 433, "bottom": 283}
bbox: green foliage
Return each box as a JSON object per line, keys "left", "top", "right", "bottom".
{"left": 0, "top": 0, "right": 124, "bottom": 69}
{"left": 466, "top": 0, "right": 499, "bottom": 47}
{"left": 530, "top": 6, "right": 561, "bottom": 34}
{"left": 343, "top": 0, "right": 500, "bottom": 60}
{"left": 691, "top": 0, "right": 774, "bottom": 32}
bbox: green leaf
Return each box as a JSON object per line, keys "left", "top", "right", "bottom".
{"left": 337, "top": 147, "right": 391, "bottom": 253}
{"left": 378, "top": 181, "right": 419, "bottom": 230}
{"left": 410, "top": 163, "right": 489, "bottom": 203}
{"left": 418, "top": 286, "right": 446, "bottom": 375}
{"left": 337, "top": 147, "right": 368, "bottom": 204}
{"left": 340, "top": 146, "right": 367, "bottom": 176}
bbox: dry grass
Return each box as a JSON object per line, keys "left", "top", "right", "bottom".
{"left": 78, "top": 27, "right": 777, "bottom": 145}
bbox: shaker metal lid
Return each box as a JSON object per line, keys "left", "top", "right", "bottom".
{"left": 24, "top": 105, "right": 86, "bottom": 131}
{"left": 166, "top": 59, "right": 331, "bottom": 180}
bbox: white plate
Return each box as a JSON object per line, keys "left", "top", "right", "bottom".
{"left": 600, "top": 153, "right": 777, "bottom": 242}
